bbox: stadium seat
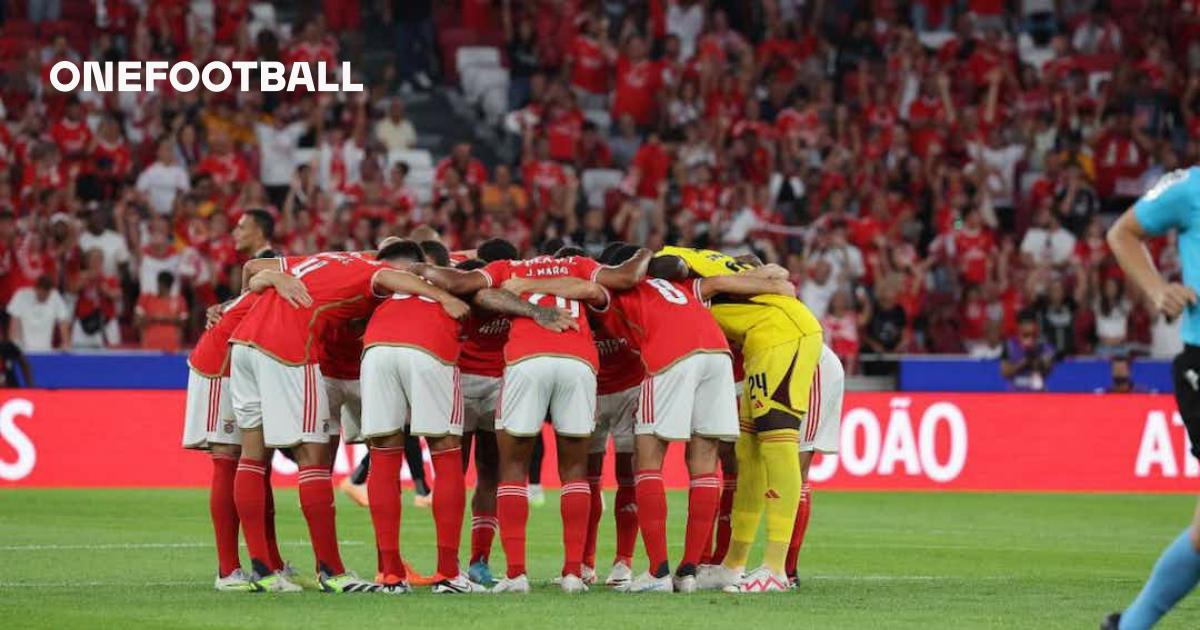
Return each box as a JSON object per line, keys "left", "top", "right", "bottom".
{"left": 2, "top": 20, "right": 36, "bottom": 38}
{"left": 0, "top": 37, "right": 34, "bottom": 60}
{"left": 407, "top": 167, "right": 436, "bottom": 204}
{"left": 438, "top": 27, "right": 475, "bottom": 85}
{"left": 583, "top": 109, "right": 612, "bottom": 135}
{"left": 581, "top": 169, "right": 624, "bottom": 209}
{"left": 917, "top": 31, "right": 955, "bottom": 50}
{"left": 455, "top": 46, "right": 501, "bottom": 76}
{"left": 462, "top": 66, "right": 509, "bottom": 105}
{"left": 387, "top": 148, "right": 434, "bottom": 170}
{"left": 481, "top": 85, "right": 509, "bottom": 127}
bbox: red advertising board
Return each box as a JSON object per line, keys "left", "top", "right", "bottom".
{"left": 0, "top": 390, "right": 1196, "bottom": 492}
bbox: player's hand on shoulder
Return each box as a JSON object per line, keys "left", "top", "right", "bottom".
{"left": 440, "top": 295, "right": 472, "bottom": 321}
{"left": 205, "top": 303, "right": 223, "bottom": 329}
{"left": 767, "top": 278, "right": 797, "bottom": 296}
{"left": 532, "top": 306, "right": 580, "bottom": 332}
{"left": 1152, "top": 282, "right": 1197, "bottom": 319}
{"left": 272, "top": 273, "right": 313, "bottom": 308}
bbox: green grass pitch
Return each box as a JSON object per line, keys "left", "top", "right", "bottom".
{"left": 1, "top": 489, "right": 1198, "bottom": 629}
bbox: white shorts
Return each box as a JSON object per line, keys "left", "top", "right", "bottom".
{"left": 800, "top": 345, "right": 845, "bottom": 454}
{"left": 496, "top": 356, "right": 596, "bottom": 438}
{"left": 462, "top": 373, "right": 500, "bottom": 433}
{"left": 636, "top": 352, "right": 738, "bottom": 442}
{"left": 361, "top": 346, "right": 463, "bottom": 439}
{"left": 230, "top": 344, "right": 331, "bottom": 448}
{"left": 591, "top": 385, "right": 638, "bottom": 454}
{"left": 326, "top": 377, "right": 363, "bottom": 443}
{"left": 182, "top": 369, "right": 239, "bottom": 449}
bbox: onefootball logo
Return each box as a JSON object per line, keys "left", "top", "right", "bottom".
{"left": 49, "top": 60, "right": 364, "bottom": 93}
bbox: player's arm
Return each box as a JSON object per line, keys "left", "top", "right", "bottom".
{"left": 696, "top": 274, "right": 796, "bottom": 302}
{"left": 1108, "top": 209, "right": 1196, "bottom": 318}
{"left": 240, "top": 257, "right": 281, "bottom": 291}
{"left": 738, "top": 263, "right": 789, "bottom": 281}
{"left": 373, "top": 269, "right": 471, "bottom": 320}
{"left": 595, "top": 248, "right": 651, "bottom": 290}
{"left": 1107, "top": 171, "right": 1198, "bottom": 318}
{"left": 473, "top": 288, "right": 579, "bottom": 332}
{"left": 501, "top": 277, "right": 608, "bottom": 307}
{"left": 408, "top": 263, "right": 490, "bottom": 295}
{"left": 247, "top": 270, "right": 313, "bottom": 308}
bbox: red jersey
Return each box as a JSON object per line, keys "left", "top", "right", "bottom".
{"left": 608, "top": 278, "right": 729, "bottom": 375}
{"left": 231, "top": 252, "right": 386, "bottom": 365}
{"left": 189, "top": 292, "right": 258, "bottom": 377}
{"left": 612, "top": 57, "right": 662, "bottom": 127}
{"left": 632, "top": 142, "right": 670, "bottom": 199}
{"left": 319, "top": 320, "right": 364, "bottom": 380}
{"left": 51, "top": 119, "right": 92, "bottom": 157}
{"left": 522, "top": 159, "right": 568, "bottom": 210}
{"left": 591, "top": 311, "right": 644, "bottom": 395}
{"left": 364, "top": 291, "right": 462, "bottom": 364}
{"left": 569, "top": 35, "right": 610, "bottom": 94}
{"left": 950, "top": 228, "right": 994, "bottom": 285}
{"left": 459, "top": 311, "right": 510, "bottom": 377}
{"left": 196, "top": 153, "right": 250, "bottom": 186}
{"left": 476, "top": 256, "right": 603, "bottom": 370}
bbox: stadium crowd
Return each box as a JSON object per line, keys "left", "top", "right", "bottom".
{"left": 0, "top": 0, "right": 1195, "bottom": 371}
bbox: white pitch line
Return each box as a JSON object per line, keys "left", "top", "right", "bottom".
{"left": 0, "top": 540, "right": 365, "bottom": 552}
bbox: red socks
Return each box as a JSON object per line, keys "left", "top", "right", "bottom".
{"left": 496, "top": 482, "right": 528, "bottom": 578}
{"left": 786, "top": 482, "right": 812, "bottom": 576}
{"left": 210, "top": 453, "right": 240, "bottom": 577}
{"left": 681, "top": 473, "right": 720, "bottom": 572}
{"left": 263, "top": 463, "right": 284, "bottom": 569}
{"left": 470, "top": 511, "right": 498, "bottom": 564}
{"left": 234, "top": 457, "right": 276, "bottom": 573}
{"left": 635, "top": 470, "right": 669, "bottom": 577}
{"left": 613, "top": 477, "right": 638, "bottom": 565}
{"left": 709, "top": 473, "right": 737, "bottom": 565}
{"left": 297, "top": 465, "right": 344, "bottom": 576}
{"left": 583, "top": 475, "right": 604, "bottom": 569}
{"left": 431, "top": 447, "right": 466, "bottom": 578}
{"left": 560, "top": 480, "right": 591, "bottom": 577}
{"left": 367, "top": 446, "right": 405, "bottom": 579}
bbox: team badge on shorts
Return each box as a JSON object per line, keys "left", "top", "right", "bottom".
{"left": 223, "top": 420, "right": 235, "bottom": 434}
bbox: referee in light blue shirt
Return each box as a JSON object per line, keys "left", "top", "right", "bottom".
{"left": 1104, "top": 167, "right": 1200, "bottom": 630}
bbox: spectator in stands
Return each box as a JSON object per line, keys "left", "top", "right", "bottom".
{"left": 255, "top": 104, "right": 311, "bottom": 208}
{"left": 1105, "top": 356, "right": 1150, "bottom": 394}
{"left": 1033, "top": 276, "right": 1080, "bottom": 358}
{"left": 7, "top": 275, "right": 70, "bottom": 352}
{"left": 135, "top": 140, "right": 191, "bottom": 216}
{"left": 139, "top": 216, "right": 180, "bottom": 296}
{"left": 1092, "top": 277, "right": 1132, "bottom": 359}
{"left": 572, "top": 206, "right": 617, "bottom": 259}
{"left": 609, "top": 114, "right": 642, "bottom": 168}
{"left": 863, "top": 280, "right": 909, "bottom": 359}
{"left": 800, "top": 257, "right": 837, "bottom": 320}
{"left": 1001, "top": 309, "right": 1057, "bottom": 392}
{"left": 970, "top": 321, "right": 1006, "bottom": 359}
{"left": 0, "top": 339, "right": 33, "bottom": 387}
{"left": 375, "top": 99, "right": 418, "bottom": 152}
{"left": 72, "top": 249, "right": 119, "bottom": 349}
{"left": 390, "top": 0, "right": 435, "bottom": 92}
{"left": 1020, "top": 209, "right": 1077, "bottom": 270}
{"left": 136, "top": 271, "right": 187, "bottom": 353}
{"left": 77, "top": 207, "right": 130, "bottom": 282}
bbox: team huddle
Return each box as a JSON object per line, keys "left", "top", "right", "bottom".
{"left": 181, "top": 237, "right": 844, "bottom": 595}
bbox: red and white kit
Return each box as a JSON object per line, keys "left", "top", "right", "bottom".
{"left": 610, "top": 278, "right": 738, "bottom": 441}
{"left": 229, "top": 252, "right": 386, "bottom": 447}
{"left": 458, "top": 310, "right": 509, "bottom": 433}
{"left": 800, "top": 344, "right": 845, "bottom": 454}
{"left": 182, "top": 292, "right": 257, "bottom": 449}
{"left": 476, "top": 256, "right": 602, "bottom": 437}
{"left": 589, "top": 316, "right": 644, "bottom": 454}
{"left": 360, "top": 291, "right": 464, "bottom": 438}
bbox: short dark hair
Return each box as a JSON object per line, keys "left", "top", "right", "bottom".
{"left": 598, "top": 241, "right": 628, "bottom": 265}
{"left": 554, "top": 245, "right": 586, "bottom": 258}
{"left": 377, "top": 238, "right": 425, "bottom": 264}
{"left": 456, "top": 258, "right": 487, "bottom": 271}
{"left": 420, "top": 240, "right": 451, "bottom": 267}
{"left": 244, "top": 208, "right": 275, "bottom": 241}
{"left": 538, "top": 238, "right": 565, "bottom": 256}
{"left": 255, "top": 249, "right": 280, "bottom": 259}
{"left": 1017, "top": 308, "right": 1038, "bottom": 325}
{"left": 156, "top": 270, "right": 176, "bottom": 289}
{"left": 478, "top": 238, "right": 519, "bottom": 262}
{"left": 648, "top": 255, "right": 688, "bottom": 280}
{"left": 608, "top": 244, "right": 641, "bottom": 265}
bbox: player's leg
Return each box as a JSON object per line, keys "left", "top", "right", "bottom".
{"left": 549, "top": 357, "right": 599, "bottom": 593}
{"left": 1106, "top": 349, "right": 1200, "bottom": 627}
{"left": 407, "top": 357, "right": 481, "bottom": 593}
{"left": 787, "top": 350, "right": 842, "bottom": 586}
{"left": 333, "top": 379, "right": 370, "bottom": 507}
{"left": 785, "top": 451, "right": 814, "bottom": 585}
{"left": 462, "top": 373, "right": 501, "bottom": 586}
{"left": 491, "top": 361, "right": 550, "bottom": 593}
{"left": 528, "top": 429, "right": 546, "bottom": 507}
{"left": 706, "top": 440, "right": 738, "bottom": 566}
{"left": 583, "top": 450, "right": 605, "bottom": 582}
{"left": 228, "top": 345, "right": 292, "bottom": 590}
{"left": 361, "top": 346, "right": 411, "bottom": 592}
{"left": 678, "top": 354, "right": 738, "bottom": 592}
{"left": 405, "top": 434, "right": 432, "bottom": 507}
{"left": 608, "top": 385, "right": 639, "bottom": 586}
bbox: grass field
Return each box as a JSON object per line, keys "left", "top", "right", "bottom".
{"left": 2, "top": 489, "right": 1198, "bottom": 629}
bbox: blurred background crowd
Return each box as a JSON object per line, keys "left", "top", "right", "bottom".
{"left": 0, "top": 0, "right": 1194, "bottom": 375}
